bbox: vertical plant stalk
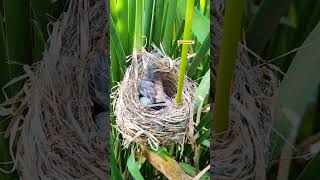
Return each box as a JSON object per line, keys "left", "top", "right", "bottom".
{"left": 117, "top": 0, "right": 129, "bottom": 54}
{"left": 162, "top": 0, "right": 177, "bottom": 53}
{"left": 128, "top": 0, "right": 136, "bottom": 54}
{"left": 146, "top": 0, "right": 155, "bottom": 50}
{"left": 0, "top": 14, "right": 9, "bottom": 91}
{"left": 135, "top": 0, "right": 143, "bottom": 50}
{"left": 153, "top": 0, "right": 164, "bottom": 47}
{"left": 213, "top": 0, "right": 245, "bottom": 133}
{"left": 176, "top": 0, "right": 194, "bottom": 104}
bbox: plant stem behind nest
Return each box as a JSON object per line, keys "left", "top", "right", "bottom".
{"left": 214, "top": 0, "right": 246, "bottom": 133}
{"left": 176, "top": 0, "right": 194, "bottom": 105}
{"left": 135, "top": 0, "right": 143, "bottom": 50}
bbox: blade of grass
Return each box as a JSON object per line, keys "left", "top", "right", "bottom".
{"left": 117, "top": 0, "right": 129, "bottom": 54}
{"left": 203, "top": 0, "right": 209, "bottom": 17}
{"left": 30, "top": 0, "right": 51, "bottom": 62}
{"left": 196, "top": 129, "right": 210, "bottom": 145}
{"left": 31, "top": 17, "right": 46, "bottom": 62}
{"left": 292, "top": 0, "right": 318, "bottom": 47}
{"left": 110, "top": 134, "right": 123, "bottom": 180}
{"left": 194, "top": 0, "right": 200, "bottom": 7}
{"left": 144, "top": 0, "right": 154, "bottom": 50}
{"left": 135, "top": 0, "right": 143, "bottom": 49}
{"left": 304, "top": 1, "right": 320, "bottom": 44}
{"left": 296, "top": 153, "right": 320, "bottom": 180}
{"left": 188, "top": 33, "right": 210, "bottom": 78}
{"left": 128, "top": 0, "right": 136, "bottom": 53}
{"left": 199, "top": 0, "right": 205, "bottom": 13}
{"left": 213, "top": 0, "right": 246, "bottom": 133}
{"left": 190, "top": 8, "right": 209, "bottom": 43}
{"left": 180, "top": 163, "right": 196, "bottom": 177}
{"left": 3, "top": 0, "right": 33, "bottom": 71}
{"left": 110, "top": 16, "right": 126, "bottom": 79}
{"left": 169, "top": 20, "right": 185, "bottom": 57}
{"left": 195, "top": 71, "right": 210, "bottom": 136}
{"left": 273, "top": 21, "right": 320, "bottom": 159}
{"left": 264, "top": 21, "right": 295, "bottom": 71}
{"left": 162, "top": 0, "right": 177, "bottom": 53}
{"left": 246, "top": 0, "right": 291, "bottom": 55}
{"left": 160, "top": 2, "right": 169, "bottom": 43}
{"left": 145, "top": 0, "right": 155, "bottom": 50}
{"left": 110, "top": 0, "right": 118, "bottom": 24}
{"left": 176, "top": 0, "right": 194, "bottom": 104}
{"left": 0, "top": 13, "right": 9, "bottom": 97}
{"left": 152, "top": 0, "right": 164, "bottom": 47}
{"left": 0, "top": 12, "right": 5, "bottom": 56}
{"left": 127, "top": 150, "right": 144, "bottom": 180}
{"left": 110, "top": 42, "right": 120, "bottom": 85}
{"left": 196, "top": 112, "right": 209, "bottom": 131}
{"left": 193, "top": 70, "right": 210, "bottom": 172}
{"left": 195, "top": 70, "right": 210, "bottom": 108}
{"left": 201, "top": 55, "right": 210, "bottom": 76}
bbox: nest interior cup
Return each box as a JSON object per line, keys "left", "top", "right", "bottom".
{"left": 114, "top": 49, "right": 196, "bottom": 149}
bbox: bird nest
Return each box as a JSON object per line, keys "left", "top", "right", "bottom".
{"left": 0, "top": 0, "right": 108, "bottom": 179}
{"left": 113, "top": 48, "right": 196, "bottom": 150}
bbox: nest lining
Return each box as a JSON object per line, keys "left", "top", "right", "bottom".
{"left": 113, "top": 49, "right": 196, "bottom": 149}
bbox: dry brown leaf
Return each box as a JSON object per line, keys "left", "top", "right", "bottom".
{"left": 142, "top": 147, "right": 192, "bottom": 180}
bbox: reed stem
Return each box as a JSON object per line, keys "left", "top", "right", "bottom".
{"left": 214, "top": 0, "right": 246, "bottom": 133}
{"left": 176, "top": 0, "right": 194, "bottom": 104}
{"left": 135, "top": 0, "right": 143, "bottom": 50}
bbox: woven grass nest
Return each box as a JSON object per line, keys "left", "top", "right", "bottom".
{"left": 113, "top": 48, "right": 196, "bottom": 149}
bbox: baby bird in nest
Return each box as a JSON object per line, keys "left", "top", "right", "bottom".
{"left": 138, "top": 66, "right": 170, "bottom": 108}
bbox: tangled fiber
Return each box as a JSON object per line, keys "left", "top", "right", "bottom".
{"left": 0, "top": 0, "right": 108, "bottom": 179}
{"left": 113, "top": 48, "right": 196, "bottom": 150}
{"left": 211, "top": 0, "right": 280, "bottom": 180}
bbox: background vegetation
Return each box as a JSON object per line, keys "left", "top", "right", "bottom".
{"left": 110, "top": 0, "right": 210, "bottom": 179}
{"left": 216, "top": 0, "right": 320, "bottom": 179}
{"left": 0, "top": 0, "right": 65, "bottom": 179}
{"left": 247, "top": 0, "right": 320, "bottom": 179}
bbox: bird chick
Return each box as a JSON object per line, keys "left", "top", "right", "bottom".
{"left": 138, "top": 66, "right": 170, "bottom": 108}
{"left": 139, "top": 80, "right": 170, "bottom": 108}
{"left": 153, "top": 80, "right": 170, "bottom": 104}
{"left": 139, "top": 96, "right": 153, "bottom": 107}
{"left": 138, "top": 80, "right": 157, "bottom": 102}
{"left": 144, "top": 66, "right": 155, "bottom": 81}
